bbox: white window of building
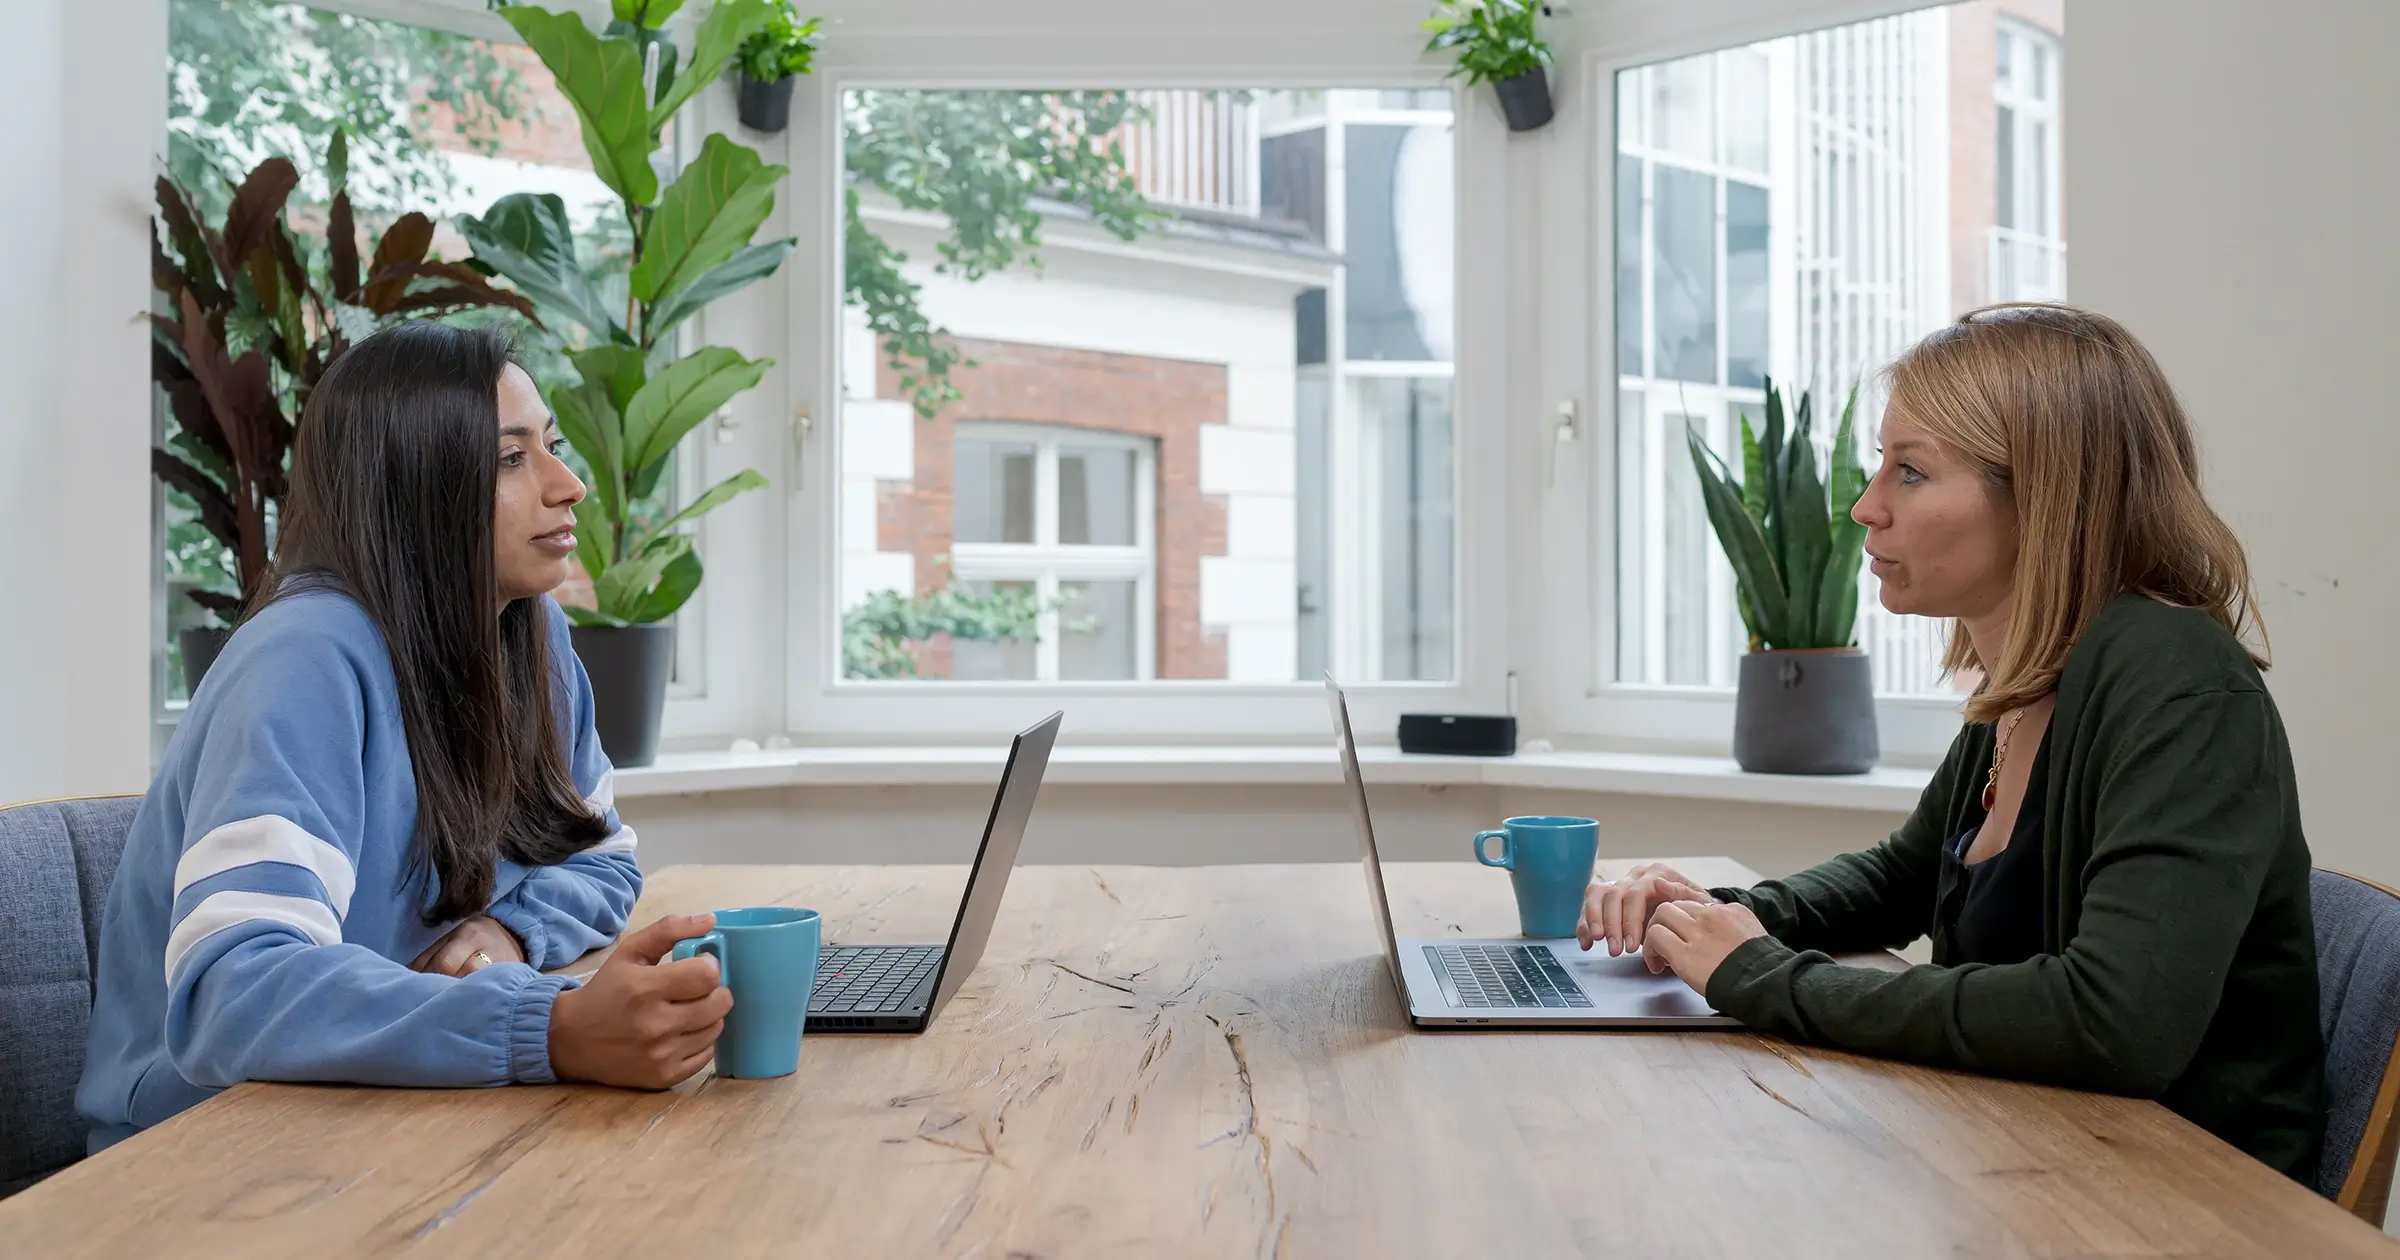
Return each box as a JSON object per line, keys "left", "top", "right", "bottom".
{"left": 1993, "top": 17, "right": 2067, "bottom": 301}
{"left": 944, "top": 425, "right": 1158, "bottom": 682}
{"left": 1608, "top": 4, "right": 2066, "bottom": 703}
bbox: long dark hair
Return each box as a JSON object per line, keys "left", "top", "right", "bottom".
{"left": 252, "top": 321, "right": 609, "bottom": 924}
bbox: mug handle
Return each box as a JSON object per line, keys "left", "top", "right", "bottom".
{"left": 1473, "top": 830, "right": 1515, "bottom": 870}
{"left": 670, "top": 931, "right": 731, "bottom": 995}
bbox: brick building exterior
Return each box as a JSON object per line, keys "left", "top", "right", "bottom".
{"left": 872, "top": 338, "right": 1233, "bottom": 679}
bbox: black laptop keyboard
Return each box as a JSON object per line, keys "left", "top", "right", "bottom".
{"left": 812, "top": 945, "right": 943, "bottom": 1015}
{"left": 1426, "top": 944, "right": 1595, "bottom": 1009}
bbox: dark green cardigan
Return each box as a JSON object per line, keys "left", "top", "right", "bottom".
{"left": 1709, "top": 595, "right": 2326, "bottom": 1182}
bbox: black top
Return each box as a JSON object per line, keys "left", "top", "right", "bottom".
{"left": 1935, "top": 732, "right": 2050, "bottom": 965}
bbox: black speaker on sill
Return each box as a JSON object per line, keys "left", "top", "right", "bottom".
{"left": 1397, "top": 713, "right": 1518, "bottom": 757}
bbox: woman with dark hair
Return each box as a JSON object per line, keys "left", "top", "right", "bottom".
{"left": 78, "top": 322, "right": 731, "bottom": 1149}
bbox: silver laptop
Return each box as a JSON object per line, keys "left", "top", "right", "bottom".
{"left": 807, "top": 711, "right": 1060, "bottom": 1032}
{"left": 1326, "top": 679, "right": 1737, "bottom": 1028}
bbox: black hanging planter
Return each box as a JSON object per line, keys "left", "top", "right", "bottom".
{"left": 737, "top": 72, "right": 796, "bottom": 134}
{"left": 1732, "top": 650, "right": 1881, "bottom": 775}
{"left": 179, "top": 625, "right": 234, "bottom": 696}
{"left": 1491, "top": 66, "right": 1555, "bottom": 132}
{"left": 570, "top": 623, "right": 676, "bottom": 769}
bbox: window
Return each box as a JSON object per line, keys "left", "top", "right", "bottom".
{"left": 945, "top": 426, "right": 1157, "bottom": 681}
{"left": 1993, "top": 18, "right": 2066, "bottom": 302}
{"left": 835, "top": 88, "right": 1457, "bottom": 687}
{"left": 1609, "top": 2, "right": 2067, "bottom": 700}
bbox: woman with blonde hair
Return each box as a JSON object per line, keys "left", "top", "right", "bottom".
{"left": 1579, "top": 303, "right": 2324, "bottom": 1180}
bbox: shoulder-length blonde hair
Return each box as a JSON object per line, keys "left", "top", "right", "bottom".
{"left": 1884, "top": 303, "right": 2266, "bottom": 723}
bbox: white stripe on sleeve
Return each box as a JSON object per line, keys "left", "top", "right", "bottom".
{"left": 593, "top": 825, "right": 638, "bottom": 855}
{"left": 163, "top": 890, "right": 345, "bottom": 985}
{"left": 585, "top": 768, "right": 616, "bottom": 816}
{"left": 173, "top": 815, "right": 358, "bottom": 919}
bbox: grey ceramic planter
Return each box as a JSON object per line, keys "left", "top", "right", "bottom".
{"left": 569, "top": 623, "right": 675, "bottom": 769}
{"left": 1733, "top": 649, "right": 1879, "bottom": 775}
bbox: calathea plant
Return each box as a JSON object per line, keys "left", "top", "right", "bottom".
{"left": 1684, "top": 381, "right": 1868, "bottom": 652}
{"left": 152, "top": 130, "right": 536, "bottom": 622}
{"left": 460, "top": 0, "right": 790, "bottom": 627}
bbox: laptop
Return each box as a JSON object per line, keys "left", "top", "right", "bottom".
{"left": 1326, "top": 678, "right": 1738, "bottom": 1028}
{"left": 806, "top": 711, "right": 1061, "bottom": 1032}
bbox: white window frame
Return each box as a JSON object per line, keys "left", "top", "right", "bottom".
{"left": 778, "top": 57, "right": 1512, "bottom": 743}
{"left": 1534, "top": 0, "right": 1974, "bottom": 764}
{"left": 947, "top": 423, "right": 1159, "bottom": 683}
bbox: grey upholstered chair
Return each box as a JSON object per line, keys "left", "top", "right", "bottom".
{"left": 0, "top": 795, "right": 139, "bottom": 1198}
{"left": 2313, "top": 868, "right": 2400, "bottom": 1226}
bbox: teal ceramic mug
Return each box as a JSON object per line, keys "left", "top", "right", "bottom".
{"left": 1473, "top": 816, "right": 1600, "bottom": 938}
{"left": 670, "top": 907, "right": 821, "bottom": 1079}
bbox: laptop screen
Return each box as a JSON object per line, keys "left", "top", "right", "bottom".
{"left": 1324, "top": 677, "right": 1406, "bottom": 994}
{"left": 927, "top": 711, "right": 1062, "bottom": 1012}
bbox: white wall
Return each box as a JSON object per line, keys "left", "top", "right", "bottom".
{"left": 0, "top": 0, "right": 159, "bottom": 804}
{"left": 621, "top": 782, "right": 1902, "bottom": 877}
{"left": 2069, "top": 0, "right": 2400, "bottom": 884}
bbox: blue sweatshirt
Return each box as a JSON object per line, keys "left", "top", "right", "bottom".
{"left": 76, "top": 589, "right": 641, "bottom": 1151}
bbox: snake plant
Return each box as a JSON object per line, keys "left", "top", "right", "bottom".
{"left": 1684, "top": 380, "right": 1867, "bottom": 652}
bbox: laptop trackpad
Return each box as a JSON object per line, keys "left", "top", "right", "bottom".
{"left": 1552, "top": 945, "right": 1723, "bottom": 1018}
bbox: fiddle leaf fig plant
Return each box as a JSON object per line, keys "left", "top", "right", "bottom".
{"left": 461, "top": 0, "right": 791, "bottom": 627}
{"left": 1684, "top": 380, "right": 1868, "bottom": 652}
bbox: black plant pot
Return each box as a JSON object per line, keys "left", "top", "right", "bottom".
{"left": 570, "top": 623, "right": 676, "bottom": 769}
{"left": 179, "top": 625, "right": 234, "bottom": 696}
{"left": 737, "top": 72, "right": 796, "bottom": 134}
{"left": 1492, "top": 67, "right": 1555, "bottom": 132}
{"left": 1733, "top": 650, "right": 1880, "bottom": 775}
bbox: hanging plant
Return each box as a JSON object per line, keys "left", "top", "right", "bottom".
{"left": 1421, "top": 0, "right": 1557, "bottom": 132}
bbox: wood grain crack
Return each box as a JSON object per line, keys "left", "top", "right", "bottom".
{"left": 1090, "top": 868, "right": 1122, "bottom": 905}
{"left": 1047, "top": 961, "right": 1136, "bottom": 994}
{"left": 1223, "top": 1027, "right": 1287, "bottom": 1258}
{"left": 1746, "top": 1071, "right": 1812, "bottom": 1120}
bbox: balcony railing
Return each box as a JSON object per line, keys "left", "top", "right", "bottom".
{"left": 1985, "top": 227, "right": 2068, "bottom": 304}
{"left": 1116, "top": 90, "right": 1260, "bottom": 219}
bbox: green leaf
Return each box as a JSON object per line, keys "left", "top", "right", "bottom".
{"left": 648, "top": 238, "right": 794, "bottom": 338}
{"left": 1817, "top": 519, "right": 1867, "bottom": 649}
{"left": 1826, "top": 381, "right": 1867, "bottom": 521}
{"left": 499, "top": 5, "right": 659, "bottom": 206}
{"left": 551, "top": 382, "right": 624, "bottom": 527}
{"left": 457, "top": 193, "right": 624, "bottom": 342}
{"left": 573, "top": 496, "right": 616, "bottom": 586}
{"left": 630, "top": 547, "right": 704, "bottom": 622}
{"left": 629, "top": 133, "right": 788, "bottom": 307}
{"left": 594, "top": 531, "right": 694, "bottom": 621}
{"left": 1688, "top": 425, "right": 1792, "bottom": 647}
{"left": 1759, "top": 379, "right": 1787, "bottom": 578}
{"left": 1781, "top": 430, "right": 1832, "bottom": 646}
{"left": 1738, "top": 411, "right": 1767, "bottom": 534}
{"left": 561, "top": 602, "right": 630, "bottom": 628}
{"left": 653, "top": 468, "right": 767, "bottom": 536}
{"left": 612, "top": 0, "right": 687, "bottom": 26}
{"left": 326, "top": 127, "right": 349, "bottom": 198}
{"left": 1815, "top": 383, "right": 1869, "bottom": 647}
{"left": 650, "top": 0, "right": 774, "bottom": 131}
{"left": 630, "top": 452, "right": 673, "bottom": 503}
{"left": 570, "top": 345, "right": 648, "bottom": 418}
{"left": 621, "top": 346, "right": 772, "bottom": 479}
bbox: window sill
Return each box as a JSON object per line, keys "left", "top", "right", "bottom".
{"left": 615, "top": 745, "right": 1932, "bottom": 812}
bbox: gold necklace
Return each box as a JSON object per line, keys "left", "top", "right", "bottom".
{"left": 1982, "top": 708, "right": 2027, "bottom": 813}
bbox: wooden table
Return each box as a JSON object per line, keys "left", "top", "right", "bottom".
{"left": 8, "top": 861, "right": 2390, "bottom": 1258}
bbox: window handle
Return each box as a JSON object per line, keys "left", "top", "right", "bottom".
{"left": 1547, "top": 399, "right": 1578, "bottom": 490}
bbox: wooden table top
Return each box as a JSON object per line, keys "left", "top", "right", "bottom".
{"left": 8, "top": 860, "right": 2390, "bottom": 1258}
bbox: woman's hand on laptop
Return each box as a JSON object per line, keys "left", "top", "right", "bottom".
{"left": 1577, "top": 864, "right": 1718, "bottom": 957}
{"left": 1641, "top": 900, "right": 1768, "bottom": 991}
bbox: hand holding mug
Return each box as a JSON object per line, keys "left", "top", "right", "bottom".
{"left": 548, "top": 913, "right": 734, "bottom": 1090}
{"left": 1577, "top": 862, "right": 1719, "bottom": 959}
